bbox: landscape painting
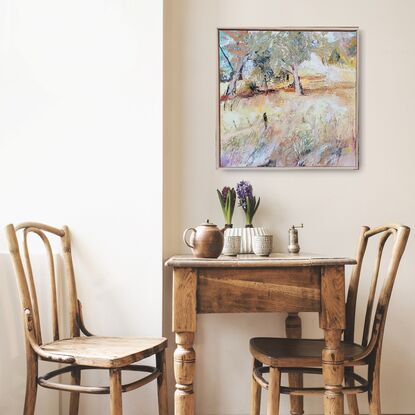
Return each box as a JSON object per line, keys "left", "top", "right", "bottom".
{"left": 218, "top": 28, "right": 358, "bottom": 168}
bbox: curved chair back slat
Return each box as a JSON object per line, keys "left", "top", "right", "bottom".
{"left": 345, "top": 224, "right": 410, "bottom": 357}
{"left": 5, "top": 223, "right": 80, "bottom": 346}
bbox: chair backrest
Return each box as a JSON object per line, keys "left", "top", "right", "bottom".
{"left": 344, "top": 224, "right": 410, "bottom": 358}
{"left": 5, "top": 222, "right": 80, "bottom": 346}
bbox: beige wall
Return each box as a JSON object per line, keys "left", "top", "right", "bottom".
{"left": 164, "top": 0, "right": 415, "bottom": 413}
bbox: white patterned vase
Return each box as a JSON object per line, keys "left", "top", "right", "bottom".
{"left": 224, "top": 227, "right": 267, "bottom": 254}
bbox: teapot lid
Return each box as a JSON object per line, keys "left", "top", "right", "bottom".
{"left": 201, "top": 219, "right": 217, "bottom": 227}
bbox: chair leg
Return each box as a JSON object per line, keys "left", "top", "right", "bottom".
{"left": 110, "top": 369, "right": 123, "bottom": 415}
{"left": 251, "top": 359, "right": 262, "bottom": 415}
{"left": 23, "top": 356, "right": 38, "bottom": 415}
{"left": 288, "top": 371, "right": 304, "bottom": 415}
{"left": 267, "top": 367, "right": 281, "bottom": 415}
{"left": 286, "top": 313, "right": 304, "bottom": 415}
{"left": 156, "top": 350, "right": 168, "bottom": 415}
{"left": 368, "top": 363, "right": 381, "bottom": 415}
{"left": 69, "top": 367, "right": 81, "bottom": 415}
{"left": 345, "top": 367, "right": 359, "bottom": 415}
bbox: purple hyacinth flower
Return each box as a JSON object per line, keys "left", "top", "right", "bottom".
{"left": 236, "top": 180, "right": 253, "bottom": 210}
{"left": 221, "top": 186, "right": 230, "bottom": 200}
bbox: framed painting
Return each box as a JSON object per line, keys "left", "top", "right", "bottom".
{"left": 217, "top": 27, "right": 359, "bottom": 169}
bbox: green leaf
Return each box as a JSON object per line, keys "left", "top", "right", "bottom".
{"left": 245, "top": 196, "right": 252, "bottom": 224}
{"left": 253, "top": 197, "right": 261, "bottom": 215}
{"left": 217, "top": 189, "right": 225, "bottom": 211}
{"left": 230, "top": 190, "right": 235, "bottom": 217}
{"left": 246, "top": 196, "right": 251, "bottom": 213}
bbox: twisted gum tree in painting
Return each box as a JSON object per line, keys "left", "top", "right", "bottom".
{"left": 218, "top": 29, "right": 358, "bottom": 168}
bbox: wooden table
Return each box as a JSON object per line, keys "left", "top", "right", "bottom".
{"left": 166, "top": 253, "right": 356, "bottom": 415}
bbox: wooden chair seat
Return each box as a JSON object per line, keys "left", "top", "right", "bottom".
{"left": 250, "top": 337, "right": 366, "bottom": 367}
{"left": 41, "top": 336, "right": 167, "bottom": 368}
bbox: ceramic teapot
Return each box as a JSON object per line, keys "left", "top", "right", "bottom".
{"left": 183, "top": 220, "right": 224, "bottom": 258}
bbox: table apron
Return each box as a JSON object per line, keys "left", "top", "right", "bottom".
{"left": 196, "top": 266, "right": 321, "bottom": 314}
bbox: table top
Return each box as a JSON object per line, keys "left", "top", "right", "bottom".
{"left": 165, "top": 253, "right": 356, "bottom": 268}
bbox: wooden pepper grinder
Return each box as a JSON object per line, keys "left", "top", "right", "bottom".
{"left": 288, "top": 224, "right": 303, "bottom": 253}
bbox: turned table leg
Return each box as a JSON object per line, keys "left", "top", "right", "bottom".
{"left": 173, "top": 268, "right": 197, "bottom": 415}
{"left": 174, "top": 333, "right": 196, "bottom": 414}
{"left": 322, "top": 329, "right": 344, "bottom": 415}
{"left": 320, "top": 266, "right": 346, "bottom": 415}
{"left": 285, "top": 313, "right": 304, "bottom": 415}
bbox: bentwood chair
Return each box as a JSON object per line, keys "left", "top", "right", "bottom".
{"left": 250, "top": 224, "right": 410, "bottom": 415}
{"left": 5, "top": 222, "right": 168, "bottom": 415}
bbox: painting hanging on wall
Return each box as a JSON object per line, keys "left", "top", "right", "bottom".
{"left": 217, "top": 28, "right": 359, "bottom": 169}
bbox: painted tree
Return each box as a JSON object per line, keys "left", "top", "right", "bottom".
{"left": 220, "top": 30, "right": 328, "bottom": 98}
{"left": 220, "top": 30, "right": 251, "bottom": 98}
{"left": 269, "top": 31, "right": 321, "bottom": 95}
{"left": 251, "top": 50, "right": 274, "bottom": 91}
{"left": 219, "top": 45, "right": 234, "bottom": 82}
{"left": 247, "top": 32, "right": 277, "bottom": 92}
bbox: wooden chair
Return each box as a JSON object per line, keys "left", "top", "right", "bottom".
{"left": 250, "top": 224, "right": 410, "bottom": 415}
{"left": 5, "top": 222, "right": 168, "bottom": 415}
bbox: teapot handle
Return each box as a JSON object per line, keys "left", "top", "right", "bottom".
{"left": 183, "top": 227, "right": 196, "bottom": 249}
